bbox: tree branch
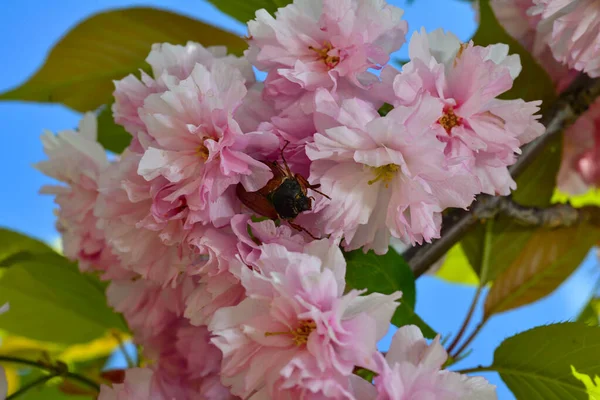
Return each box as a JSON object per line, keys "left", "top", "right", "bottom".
{"left": 405, "top": 74, "right": 600, "bottom": 278}
{"left": 497, "top": 197, "right": 600, "bottom": 227}
{"left": 0, "top": 355, "right": 101, "bottom": 393}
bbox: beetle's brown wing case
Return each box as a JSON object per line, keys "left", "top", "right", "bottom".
{"left": 257, "top": 161, "right": 290, "bottom": 196}
{"left": 236, "top": 183, "right": 280, "bottom": 220}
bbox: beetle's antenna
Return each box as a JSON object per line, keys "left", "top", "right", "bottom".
{"left": 309, "top": 187, "right": 331, "bottom": 200}
{"left": 280, "top": 141, "right": 293, "bottom": 176}
{"left": 289, "top": 221, "right": 320, "bottom": 240}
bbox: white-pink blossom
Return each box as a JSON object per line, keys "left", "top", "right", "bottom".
{"left": 184, "top": 226, "right": 247, "bottom": 326}
{"left": 307, "top": 89, "right": 478, "bottom": 251}
{"left": 231, "top": 214, "right": 306, "bottom": 266}
{"left": 385, "top": 28, "right": 544, "bottom": 196}
{"left": 246, "top": 0, "right": 407, "bottom": 110}
{"left": 99, "top": 368, "right": 158, "bottom": 400}
{"left": 137, "top": 60, "right": 279, "bottom": 228}
{"left": 357, "top": 325, "right": 497, "bottom": 400}
{"left": 210, "top": 240, "right": 401, "bottom": 398}
{"left": 35, "top": 113, "right": 117, "bottom": 274}
{"left": 113, "top": 42, "right": 254, "bottom": 147}
{"left": 95, "top": 150, "right": 193, "bottom": 285}
{"left": 489, "top": 0, "right": 576, "bottom": 91}
{"left": 531, "top": 0, "right": 600, "bottom": 78}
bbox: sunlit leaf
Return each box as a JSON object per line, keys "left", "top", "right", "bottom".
{"left": 577, "top": 297, "right": 600, "bottom": 327}
{"left": 553, "top": 188, "right": 600, "bottom": 208}
{"left": 484, "top": 224, "right": 599, "bottom": 317}
{"left": 58, "top": 330, "right": 127, "bottom": 364}
{"left": 0, "top": 256, "right": 128, "bottom": 344}
{"left": 490, "top": 323, "right": 600, "bottom": 399}
{"left": 571, "top": 366, "right": 600, "bottom": 399}
{"left": 434, "top": 243, "right": 479, "bottom": 286}
{"left": 0, "top": 7, "right": 247, "bottom": 112}
{"left": 344, "top": 248, "right": 436, "bottom": 338}
{"left": 3, "top": 365, "right": 19, "bottom": 397}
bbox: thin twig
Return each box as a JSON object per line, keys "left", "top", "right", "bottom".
{"left": 0, "top": 355, "right": 101, "bottom": 393}
{"left": 405, "top": 74, "right": 600, "bottom": 278}
{"left": 112, "top": 331, "right": 135, "bottom": 369}
{"left": 450, "top": 319, "right": 487, "bottom": 360}
{"left": 454, "top": 365, "right": 492, "bottom": 375}
{"left": 6, "top": 373, "right": 58, "bottom": 399}
{"left": 447, "top": 286, "right": 483, "bottom": 355}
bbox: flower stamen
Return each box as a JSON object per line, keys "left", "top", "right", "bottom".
{"left": 368, "top": 164, "right": 399, "bottom": 188}
{"left": 438, "top": 108, "right": 461, "bottom": 134}
{"left": 309, "top": 41, "right": 340, "bottom": 70}
{"left": 265, "top": 320, "right": 317, "bottom": 346}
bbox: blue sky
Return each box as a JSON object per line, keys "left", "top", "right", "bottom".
{"left": 0, "top": 1, "right": 598, "bottom": 399}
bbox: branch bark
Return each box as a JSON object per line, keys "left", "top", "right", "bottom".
{"left": 405, "top": 74, "right": 600, "bottom": 278}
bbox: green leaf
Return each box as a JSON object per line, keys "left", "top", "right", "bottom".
{"left": 0, "top": 257, "right": 128, "bottom": 344}
{"left": 472, "top": 0, "right": 556, "bottom": 108}
{"left": 96, "top": 104, "right": 130, "bottom": 154}
{"left": 484, "top": 224, "right": 599, "bottom": 317}
{"left": 490, "top": 323, "right": 600, "bottom": 399}
{"left": 206, "top": 0, "right": 292, "bottom": 24}
{"left": 0, "top": 228, "right": 56, "bottom": 268}
{"left": 344, "top": 247, "right": 436, "bottom": 338}
{"left": 577, "top": 297, "right": 600, "bottom": 327}
{"left": 0, "top": 7, "right": 248, "bottom": 112}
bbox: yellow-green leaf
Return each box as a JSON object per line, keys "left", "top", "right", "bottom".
{"left": 572, "top": 366, "right": 600, "bottom": 399}
{"left": 577, "top": 297, "right": 600, "bottom": 327}
{"left": 484, "top": 224, "right": 599, "bottom": 317}
{"left": 0, "top": 257, "right": 128, "bottom": 344}
{"left": 0, "top": 7, "right": 248, "bottom": 112}
{"left": 434, "top": 243, "right": 479, "bottom": 286}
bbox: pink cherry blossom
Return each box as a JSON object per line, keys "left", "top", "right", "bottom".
{"left": 356, "top": 325, "right": 497, "bottom": 400}
{"left": 385, "top": 28, "right": 545, "bottom": 196}
{"left": 489, "top": 0, "right": 576, "bottom": 91}
{"left": 210, "top": 240, "right": 401, "bottom": 398}
{"left": 99, "top": 368, "right": 159, "bottom": 400}
{"left": 246, "top": 0, "right": 407, "bottom": 110}
{"left": 531, "top": 0, "right": 600, "bottom": 78}
{"left": 557, "top": 99, "right": 600, "bottom": 193}
{"left": 35, "top": 113, "right": 117, "bottom": 274}
{"left": 231, "top": 214, "right": 306, "bottom": 266}
{"left": 113, "top": 42, "right": 254, "bottom": 147}
{"left": 95, "top": 150, "right": 193, "bottom": 285}
{"left": 184, "top": 225, "right": 247, "bottom": 326}
{"left": 137, "top": 60, "right": 279, "bottom": 228}
{"left": 106, "top": 276, "right": 193, "bottom": 340}
{"left": 307, "top": 89, "right": 479, "bottom": 251}
{"left": 142, "top": 320, "right": 237, "bottom": 400}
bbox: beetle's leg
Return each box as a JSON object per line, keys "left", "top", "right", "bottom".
{"left": 295, "top": 174, "right": 332, "bottom": 200}
{"left": 280, "top": 140, "right": 293, "bottom": 176}
{"left": 288, "top": 220, "right": 319, "bottom": 240}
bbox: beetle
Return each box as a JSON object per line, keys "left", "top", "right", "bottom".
{"left": 236, "top": 143, "right": 329, "bottom": 238}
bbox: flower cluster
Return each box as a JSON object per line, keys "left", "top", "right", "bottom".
{"left": 35, "top": 0, "right": 550, "bottom": 398}
{"left": 489, "top": 0, "right": 600, "bottom": 194}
